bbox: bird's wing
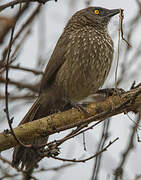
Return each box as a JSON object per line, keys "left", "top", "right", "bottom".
{"left": 40, "top": 33, "right": 69, "bottom": 91}
{"left": 19, "top": 33, "right": 69, "bottom": 124}
{"left": 19, "top": 97, "right": 41, "bottom": 125}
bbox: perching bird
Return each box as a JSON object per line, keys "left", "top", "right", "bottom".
{"left": 12, "top": 7, "right": 120, "bottom": 169}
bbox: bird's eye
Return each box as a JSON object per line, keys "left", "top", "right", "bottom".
{"left": 94, "top": 9, "right": 100, "bottom": 15}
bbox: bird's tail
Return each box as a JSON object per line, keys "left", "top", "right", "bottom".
{"left": 12, "top": 90, "right": 70, "bottom": 170}
{"left": 12, "top": 96, "right": 47, "bottom": 170}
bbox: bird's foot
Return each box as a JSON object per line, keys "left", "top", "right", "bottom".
{"left": 73, "top": 102, "right": 89, "bottom": 116}
{"left": 63, "top": 98, "right": 89, "bottom": 117}
{"left": 96, "top": 88, "right": 125, "bottom": 97}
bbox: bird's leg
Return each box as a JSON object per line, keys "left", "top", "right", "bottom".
{"left": 96, "top": 88, "right": 125, "bottom": 97}
{"left": 63, "top": 98, "right": 89, "bottom": 117}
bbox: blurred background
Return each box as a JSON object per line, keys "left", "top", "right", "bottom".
{"left": 0, "top": 0, "right": 141, "bottom": 179}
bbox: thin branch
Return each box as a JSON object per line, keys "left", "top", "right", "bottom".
{"left": 114, "top": 115, "right": 141, "bottom": 180}
{"left": 120, "top": 10, "right": 131, "bottom": 47}
{"left": 0, "top": 156, "right": 23, "bottom": 173}
{"left": 4, "top": 24, "right": 23, "bottom": 148}
{"left": 0, "top": 94, "right": 36, "bottom": 100}
{"left": 2, "top": 4, "right": 41, "bottom": 61}
{"left": 0, "top": 0, "right": 57, "bottom": 12}
{"left": 10, "top": 28, "right": 31, "bottom": 60}
{"left": 4, "top": 7, "right": 37, "bottom": 151}
{"left": 0, "top": 156, "right": 38, "bottom": 180}
{"left": 0, "top": 3, "right": 30, "bottom": 47}
{"left": 0, "top": 63, "right": 43, "bottom": 75}
{"left": 35, "top": 163, "right": 75, "bottom": 173}
{"left": 50, "top": 138, "right": 119, "bottom": 163}
{"left": 115, "top": 9, "right": 122, "bottom": 90}
{"left": 91, "top": 120, "right": 110, "bottom": 180}
{"left": 0, "top": 76, "right": 39, "bottom": 92}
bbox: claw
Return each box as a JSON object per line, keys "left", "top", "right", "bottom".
{"left": 97, "top": 88, "right": 125, "bottom": 97}
{"left": 63, "top": 98, "right": 89, "bottom": 116}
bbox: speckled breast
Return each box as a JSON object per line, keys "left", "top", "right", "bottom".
{"left": 55, "top": 26, "right": 114, "bottom": 101}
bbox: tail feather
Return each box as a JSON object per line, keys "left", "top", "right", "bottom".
{"left": 12, "top": 138, "right": 46, "bottom": 170}
{"left": 12, "top": 90, "right": 70, "bottom": 170}
{"left": 19, "top": 97, "right": 41, "bottom": 125}
{"left": 12, "top": 96, "right": 46, "bottom": 170}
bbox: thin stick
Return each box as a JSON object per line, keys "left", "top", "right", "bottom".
{"left": 50, "top": 138, "right": 119, "bottom": 163}
{"left": 115, "top": 9, "right": 122, "bottom": 90}
{"left": 4, "top": 9, "right": 32, "bottom": 149}
{"left": 120, "top": 11, "right": 131, "bottom": 48}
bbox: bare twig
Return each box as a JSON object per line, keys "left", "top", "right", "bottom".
{"left": 0, "top": 76, "right": 39, "bottom": 92}
{"left": 10, "top": 65, "right": 43, "bottom": 75}
{"left": 4, "top": 24, "right": 23, "bottom": 147}
{"left": 35, "top": 163, "right": 75, "bottom": 173}
{"left": 0, "top": 3, "right": 30, "bottom": 47}
{"left": 115, "top": 9, "right": 122, "bottom": 90}
{"left": 10, "top": 28, "right": 31, "bottom": 60}
{"left": 2, "top": 4, "right": 41, "bottom": 61}
{"left": 50, "top": 138, "right": 119, "bottom": 163}
{"left": 0, "top": 156, "right": 38, "bottom": 180}
{"left": 120, "top": 10, "right": 131, "bottom": 47}
{"left": 4, "top": 7, "right": 37, "bottom": 151}
{"left": 83, "top": 132, "right": 87, "bottom": 151}
{"left": 0, "top": 156, "right": 23, "bottom": 173}
{"left": 0, "top": 0, "right": 57, "bottom": 12}
{"left": 0, "top": 94, "right": 36, "bottom": 100}
{"left": 114, "top": 115, "right": 141, "bottom": 180}
{"left": 91, "top": 120, "right": 110, "bottom": 180}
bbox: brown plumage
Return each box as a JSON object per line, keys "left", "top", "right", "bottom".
{"left": 12, "top": 7, "right": 120, "bottom": 169}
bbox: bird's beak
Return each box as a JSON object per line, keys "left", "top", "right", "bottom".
{"left": 107, "top": 9, "right": 123, "bottom": 17}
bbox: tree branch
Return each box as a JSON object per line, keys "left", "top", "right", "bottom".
{"left": 0, "top": 0, "right": 57, "bottom": 12}
{"left": 0, "top": 76, "right": 39, "bottom": 92}
{"left": 0, "top": 86, "right": 141, "bottom": 152}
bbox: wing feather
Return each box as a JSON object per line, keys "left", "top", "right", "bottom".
{"left": 40, "top": 32, "right": 69, "bottom": 91}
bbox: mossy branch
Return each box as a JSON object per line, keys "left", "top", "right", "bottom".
{"left": 0, "top": 87, "right": 141, "bottom": 152}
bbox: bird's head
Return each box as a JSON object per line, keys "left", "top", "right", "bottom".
{"left": 67, "top": 7, "right": 122, "bottom": 30}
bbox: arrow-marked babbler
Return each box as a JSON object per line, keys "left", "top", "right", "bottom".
{"left": 12, "top": 7, "right": 121, "bottom": 169}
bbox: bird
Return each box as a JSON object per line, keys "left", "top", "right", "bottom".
{"left": 12, "top": 7, "right": 120, "bottom": 170}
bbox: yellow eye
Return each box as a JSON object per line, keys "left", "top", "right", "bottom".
{"left": 94, "top": 10, "right": 100, "bottom": 15}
